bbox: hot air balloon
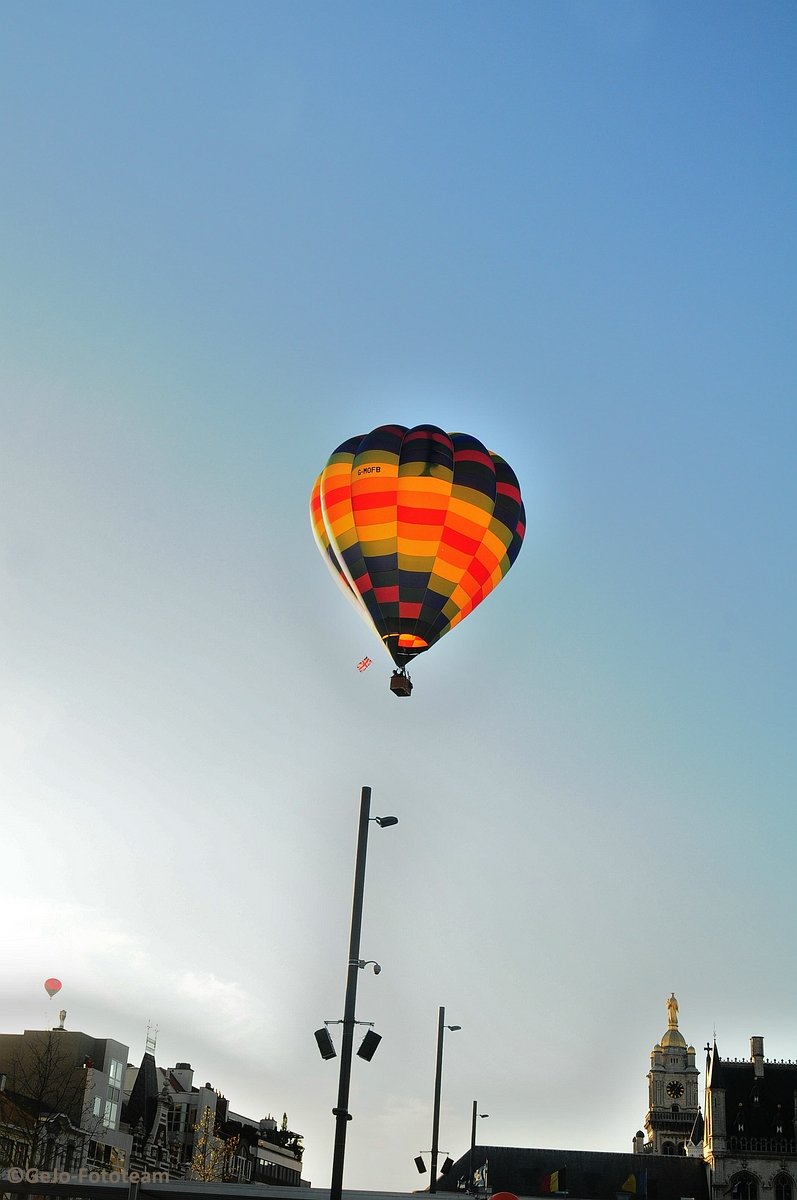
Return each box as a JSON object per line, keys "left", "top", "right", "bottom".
{"left": 44, "top": 978, "right": 62, "bottom": 998}
{"left": 310, "top": 424, "right": 525, "bottom": 695}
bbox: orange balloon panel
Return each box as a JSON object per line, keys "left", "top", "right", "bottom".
{"left": 311, "top": 424, "right": 525, "bottom": 667}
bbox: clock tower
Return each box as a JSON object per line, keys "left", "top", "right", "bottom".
{"left": 636, "top": 994, "right": 701, "bottom": 1156}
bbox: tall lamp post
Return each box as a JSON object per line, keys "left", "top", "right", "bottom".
{"left": 429, "top": 1006, "right": 461, "bottom": 1193}
{"left": 329, "top": 786, "right": 398, "bottom": 1200}
{"left": 468, "top": 1101, "right": 490, "bottom": 1194}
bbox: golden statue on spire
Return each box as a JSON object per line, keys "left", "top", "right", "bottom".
{"left": 667, "top": 992, "right": 679, "bottom": 1027}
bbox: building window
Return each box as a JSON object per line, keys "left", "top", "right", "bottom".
{"left": 732, "top": 1175, "right": 757, "bottom": 1200}
{"left": 170, "top": 1104, "right": 197, "bottom": 1135}
{"left": 104, "top": 1059, "right": 123, "bottom": 1128}
{"left": 88, "top": 1141, "right": 114, "bottom": 1169}
{"left": 774, "top": 1177, "right": 792, "bottom": 1200}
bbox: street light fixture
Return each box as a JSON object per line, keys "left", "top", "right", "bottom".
{"left": 430, "top": 1006, "right": 461, "bottom": 1193}
{"left": 329, "top": 786, "right": 397, "bottom": 1200}
{"left": 468, "top": 1102, "right": 490, "bottom": 1194}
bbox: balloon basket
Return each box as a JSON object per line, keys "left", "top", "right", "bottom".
{"left": 389, "top": 671, "right": 413, "bottom": 698}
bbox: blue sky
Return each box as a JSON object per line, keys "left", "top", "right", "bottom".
{"left": 1, "top": 0, "right": 795, "bottom": 1191}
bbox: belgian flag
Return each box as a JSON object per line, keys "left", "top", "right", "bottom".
{"left": 542, "top": 1168, "right": 567, "bottom": 1193}
{"left": 621, "top": 1171, "right": 647, "bottom": 1195}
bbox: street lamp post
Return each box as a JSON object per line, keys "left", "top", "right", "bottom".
{"left": 329, "top": 786, "right": 397, "bottom": 1200}
{"left": 429, "top": 1006, "right": 461, "bottom": 1193}
{"left": 468, "top": 1101, "right": 490, "bottom": 1194}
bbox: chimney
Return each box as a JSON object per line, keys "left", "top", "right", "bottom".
{"left": 171, "top": 1063, "right": 194, "bottom": 1091}
{"left": 751, "top": 1037, "right": 765, "bottom": 1078}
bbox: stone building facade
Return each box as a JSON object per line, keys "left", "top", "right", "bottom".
{"left": 703, "top": 1036, "right": 797, "bottom": 1200}
{"left": 442, "top": 995, "right": 797, "bottom": 1200}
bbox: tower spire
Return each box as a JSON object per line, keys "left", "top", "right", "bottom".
{"left": 637, "top": 995, "right": 699, "bottom": 1156}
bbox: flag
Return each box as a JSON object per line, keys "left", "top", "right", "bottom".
{"left": 542, "top": 1169, "right": 566, "bottom": 1193}
{"left": 356, "top": 656, "right": 372, "bottom": 672}
{"left": 622, "top": 1171, "right": 647, "bottom": 1195}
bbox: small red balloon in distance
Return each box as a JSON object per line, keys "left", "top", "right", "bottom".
{"left": 491, "top": 1193, "right": 519, "bottom": 1200}
{"left": 44, "top": 978, "right": 62, "bottom": 998}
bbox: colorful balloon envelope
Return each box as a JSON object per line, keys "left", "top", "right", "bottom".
{"left": 310, "top": 424, "right": 525, "bottom": 684}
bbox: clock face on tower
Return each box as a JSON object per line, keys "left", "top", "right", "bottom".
{"left": 667, "top": 1081, "right": 685, "bottom": 1099}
